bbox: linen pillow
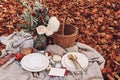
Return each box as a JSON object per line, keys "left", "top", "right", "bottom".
{"left": 46, "top": 45, "right": 66, "bottom": 56}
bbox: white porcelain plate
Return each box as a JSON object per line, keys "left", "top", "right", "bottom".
{"left": 61, "top": 52, "right": 88, "bottom": 72}
{"left": 21, "top": 53, "right": 49, "bottom": 72}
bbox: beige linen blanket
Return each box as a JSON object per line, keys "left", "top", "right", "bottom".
{"left": 0, "top": 42, "right": 105, "bottom": 80}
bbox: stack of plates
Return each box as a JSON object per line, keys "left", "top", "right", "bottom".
{"left": 21, "top": 53, "right": 49, "bottom": 72}
{"left": 61, "top": 52, "right": 88, "bottom": 72}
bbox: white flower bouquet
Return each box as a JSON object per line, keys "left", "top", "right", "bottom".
{"left": 18, "top": 0, "right": 60, "bottom": 49}
{"left": 36, "top": 16, "right": 60, "bottom": 36}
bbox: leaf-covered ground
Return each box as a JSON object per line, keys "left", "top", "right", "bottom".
{"left": 0, "top": 0, "right": 120, "bottom": 79}
{"left": 43, "top": 0, "right": 120, "bottom": 79}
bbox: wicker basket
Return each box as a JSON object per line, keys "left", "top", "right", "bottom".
{"left": 53, "top": 24, "right": 78, "bottom": 48}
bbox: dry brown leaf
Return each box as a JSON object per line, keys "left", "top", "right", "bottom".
{"left": 98, "top": 17, "right": 103, "bottom": 22}
{"left": 92, "top": 8, "right": 98, "bottom": 13}
{"left": 114, "top": 60, "right": 120, "bottom": 66}
{"left": 115, "top": 56, "right": 120, "bottom": 62}
{"left": 114, "top": 75, "right": 120, "bottom": 80}
{"left": 107, "top": 74, "right": 114, "bottom": 80}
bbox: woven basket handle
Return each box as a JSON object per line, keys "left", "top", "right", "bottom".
{"left": 75, "top": 27, "right": 79, "bottom": 39}
{"left": 61, "top": 16, "right": 66, "bottom": 35}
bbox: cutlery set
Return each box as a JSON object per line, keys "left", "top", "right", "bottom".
{"left": 68, "top": 54, "right": 82, "bottom": 69}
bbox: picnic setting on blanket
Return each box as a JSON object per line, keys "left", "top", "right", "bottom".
{"left": 0, "top": 0, "right": 120, "bottom": 80}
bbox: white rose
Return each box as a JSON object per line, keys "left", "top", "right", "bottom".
{"left": 36, "top": 25, "right": 46, "bottom": 35}
{"left": 47, "top": 16, "right": 60, "bottom": 32}
{"left": 45, "top": 27, "right": 53, "bottom": 36}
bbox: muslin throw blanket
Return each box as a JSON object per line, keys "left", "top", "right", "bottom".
{"left": 0, "top": 42, "right": 105, "bottom": 80}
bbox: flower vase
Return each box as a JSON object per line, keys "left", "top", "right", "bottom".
{"left": 33, "top": 35, "right": 47, "bottom": 50}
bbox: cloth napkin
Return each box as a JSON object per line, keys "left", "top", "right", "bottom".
{"left": 0, "top": 42, "right": 105, "bottom": 80}
{"left": 0, "top": 30, "right": 33, "bottom": 58}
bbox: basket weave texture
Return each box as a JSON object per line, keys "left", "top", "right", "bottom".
{"left": 53, "top": 24, "right": 78, "bottom": 48}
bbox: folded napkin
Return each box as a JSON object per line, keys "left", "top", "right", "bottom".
{"left": 0, "top": 30, "right": 33, "bottom": 57}
{"left": 46, "top": 45, "right": 66, "bottom": 56}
